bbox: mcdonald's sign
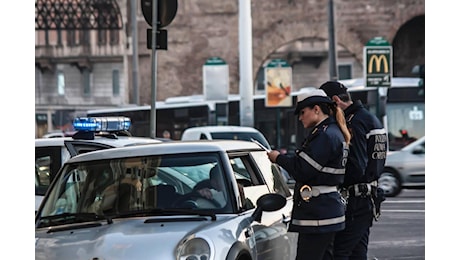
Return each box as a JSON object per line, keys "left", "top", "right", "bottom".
{"left": 368, "top": 54, "right": 389, "bottom": 74}
{"left": 364, "top": 37, "right": 392, "bottom": 87}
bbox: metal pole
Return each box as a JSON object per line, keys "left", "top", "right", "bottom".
{"left": 239, "top": 0, "right": 254, "bottom": 127}
{"left": 150, "top": 0, "right": 158, "bottom": 138}
{"left": 276, "top": 108, "right": 281, "bottom": 149}
{"left": 328, "top": 0, "right": 338, "bottom": 81}
{"left": 131, "top": 0, "right": 139, "bottom": 105}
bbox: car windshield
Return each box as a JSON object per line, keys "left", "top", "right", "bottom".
{"left": 37, "top": 153, "right": 232, "bottom": 228}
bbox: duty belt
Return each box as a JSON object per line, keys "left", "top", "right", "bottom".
{"left": 346, "top": 180, "right": 378, "bottom": 197}
{"left": 300, "top": 185, "right": 338, "bottom": 202}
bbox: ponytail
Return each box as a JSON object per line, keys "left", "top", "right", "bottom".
{"left": 333, "top": 105, "right": 351, "bottom": 145}
{"left": 315, "top": 102, "right": 351, "bottom": 145}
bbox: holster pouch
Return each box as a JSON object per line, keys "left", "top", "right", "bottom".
{"left": 371, "top": 187, "right": 386, "bottom": 221}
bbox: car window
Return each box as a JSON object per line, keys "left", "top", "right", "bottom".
{"left": 229, "top": 153, "right": 280, "bottom": 211}
{"left": 37, "top": 153, "right": 234, "bottom": 228}
{"left": 64, "top": 141, "right": 115, "bottom": 157}
{"left": 250, "top": 151, "right": 291, "bottom": 198}
{"left": 414, "top": 142, "right": 425, "bottom": 154}
{"left": 35, "top": 146, "right": 69, "bottom": 196}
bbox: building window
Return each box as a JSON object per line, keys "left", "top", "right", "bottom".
{"left": 57, "top": 71, "right": 65, "bottom": 95}
{"left": 110, "top": 30, "right": 119, "bottom": 45}
{"left": 98, "top": 29, "right": 107, "bottom": 45}
{"left": 112, "top": 69, "right": 120, "bottom": 95}
{"left": 82, "top": 68, "right": 91, "bottom": 96}
{"left": 338, "top": 64, "right": 352, "bottom": 80}
{"left": 81, "top": 30, "right": 90, "bottom": 46}
{"left": 67, "top": 30, "right": 76, "bottom": 47}
{"left": 44, "top": 30, "right": 50, "bottom": 46}
{"left": 57, "top": 29, "right": 62, "bottom": 46}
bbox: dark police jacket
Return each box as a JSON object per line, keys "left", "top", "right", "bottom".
{"left": 276, "top": 117, "right": 348, "bottom": 233}
{"left": 342, "top": 100, "right": 387, "bottom": 187}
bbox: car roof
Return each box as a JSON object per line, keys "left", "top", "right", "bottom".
{"left": 183, "top": 125, "right": 262, "bottom": 133}
{"left": 35, "top": 135, "right": 162, "bottom": 148}
{"left": 65, "top": 140, "right": 263, "bottom": 163}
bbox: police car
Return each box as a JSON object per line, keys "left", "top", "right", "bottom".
{"left": 35, "top": 117, "right": 162, "bottom": 212}
{"left": 35, "top": 140, "right": 297, "bottom": 260}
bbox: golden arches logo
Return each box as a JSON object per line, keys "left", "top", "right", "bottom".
{"left": 368, "top": 55, "right": 389, "bottom": 73}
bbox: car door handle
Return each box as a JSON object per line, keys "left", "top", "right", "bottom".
{"left": 282, "top": 214, "right": 291, "bottom": 225}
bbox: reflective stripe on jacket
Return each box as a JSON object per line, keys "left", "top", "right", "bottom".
{"left": 343, "top": 100, "right": 387, "bottom": 187}
{"left": 276, "top": 117, "right": 348, "bottom": 233}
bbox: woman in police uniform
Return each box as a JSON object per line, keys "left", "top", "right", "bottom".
{"left": 267, "top": 88, "right": 351, "bottom": 260}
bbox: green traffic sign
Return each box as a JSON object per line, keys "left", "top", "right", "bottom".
{"left": 364, "top": 37, "right": 392, "bottom": 87}
{"left": 205, "top": 57, "right": 227, "bottom": 66}
{"left": 266, "top": 59, "right": 290, "bottom": 68}
{"left": 365, "top": 36, "right": 390, "bottom": 46}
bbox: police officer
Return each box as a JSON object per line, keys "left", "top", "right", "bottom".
{"left": 267, "top": 89, "right": 350, "bottom": 260}
{"left": 320, "top": 81, "right": 387, "bottom": 260}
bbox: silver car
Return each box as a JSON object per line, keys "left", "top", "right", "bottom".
{"left": 378, "top": 136, "right": 425, "bottom": 197}
{"left": 35, "top": 140, "right": 297, "bottom": 260}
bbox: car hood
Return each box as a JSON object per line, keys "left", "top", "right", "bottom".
{"left": 385, "top": 150, "right": 411, "bottom": 164}
{"left": 35, "top": 215, "right": 242, "bottom": 260}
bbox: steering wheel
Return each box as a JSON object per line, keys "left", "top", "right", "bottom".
{"left": 172, "top": 191, "right": 221, "bottom": 209}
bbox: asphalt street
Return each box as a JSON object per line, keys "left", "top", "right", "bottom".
{"left": 367, "top": 189, "right": 425, "bottom": 260}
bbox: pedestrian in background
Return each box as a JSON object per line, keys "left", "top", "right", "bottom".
{"left": 320, "top": 81, "right": 387, "bottom": 260}
{"left": 162, "top": 130, "right": 171, "bottom": 139}
{"left": 267, "top": 89, "right": 350, "bottom": 260}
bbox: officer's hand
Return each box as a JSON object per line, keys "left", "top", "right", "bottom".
{"left": 267, "top": 150, "right": 280, "bottom": 163}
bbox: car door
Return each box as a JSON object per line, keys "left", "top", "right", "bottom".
{"left": 228, "top": 151, "right": 296, "bottom": 259}
{"left": 35, "top": 145, "right": 67, "bottom": 209}
{"left": 402, "top": 140, "right": 425, "bottom": 183}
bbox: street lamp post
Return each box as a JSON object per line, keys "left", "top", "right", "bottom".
{"left": 328, "top": 0, "right": 338, "bottom": 81}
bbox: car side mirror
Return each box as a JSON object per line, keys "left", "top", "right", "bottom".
{"left": 412, "top": 145, "right": 424, "bottom": 155}
{"left": 251, "top": 193, "right": 286, "bottom": 222}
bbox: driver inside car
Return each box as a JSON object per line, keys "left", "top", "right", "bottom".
{"left": 195, "top": 165, "right": 226, "bottom": 207}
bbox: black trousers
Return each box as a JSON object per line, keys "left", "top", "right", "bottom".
{"left": 333, "top": 196, "right": 374, "bottom": 260}
{"left": 295, "top": 232, "right": 336, "bottom": 260}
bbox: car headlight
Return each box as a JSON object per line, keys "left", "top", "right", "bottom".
{"left": 177, "top": 237, "right": 211, "bottom": 260}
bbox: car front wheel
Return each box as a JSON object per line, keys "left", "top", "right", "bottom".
{"left": 378, "top": 169, "right": 402, "bottom": 197}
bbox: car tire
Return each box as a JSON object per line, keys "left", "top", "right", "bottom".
{"left": 378, "top": 169, "right": 402, "bottom": 197}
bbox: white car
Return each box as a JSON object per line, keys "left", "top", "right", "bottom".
{"left": 35, "top": 140, "right": 297, "bottom": 260}
{"left": 378, "top": 136, "right": 425, "bottom": 197}
{"left": 181, "top": 125, "right": 271, "bottom": 149}
{"left": 35, "top": 117, "right": 162, "bottom": 212}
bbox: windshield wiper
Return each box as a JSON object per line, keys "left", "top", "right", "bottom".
{"left": 37, "top": 212, "right": 112, "bottom": 228}
{"left": 108, "top": 208, "right": 217, "bottom": 221}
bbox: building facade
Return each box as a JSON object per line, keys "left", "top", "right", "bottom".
{"left": 35, "top": 0, "right": 425, "bottom": 137}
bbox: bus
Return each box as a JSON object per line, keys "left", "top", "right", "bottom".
{"left": 341, "top": 77, "right": 425, "bottom": 150}
{"left": 87, "top": 77, "right": 425, "bottom": 152}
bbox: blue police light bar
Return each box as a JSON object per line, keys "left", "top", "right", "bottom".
{"left": 73, "top": 117, "right": 131, "bottom": 132}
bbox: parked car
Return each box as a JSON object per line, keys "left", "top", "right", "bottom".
{"left": 35, "top": 116, "right": 162, "bottom": 212}
{"left": 378, "top": 136, "right": 425, "bottom": 197}
{"left": 35, "top": 140, "right": 297, "bottom": 260}
{"left": 181, "top": 125, "right": 271, "bottom": 149}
